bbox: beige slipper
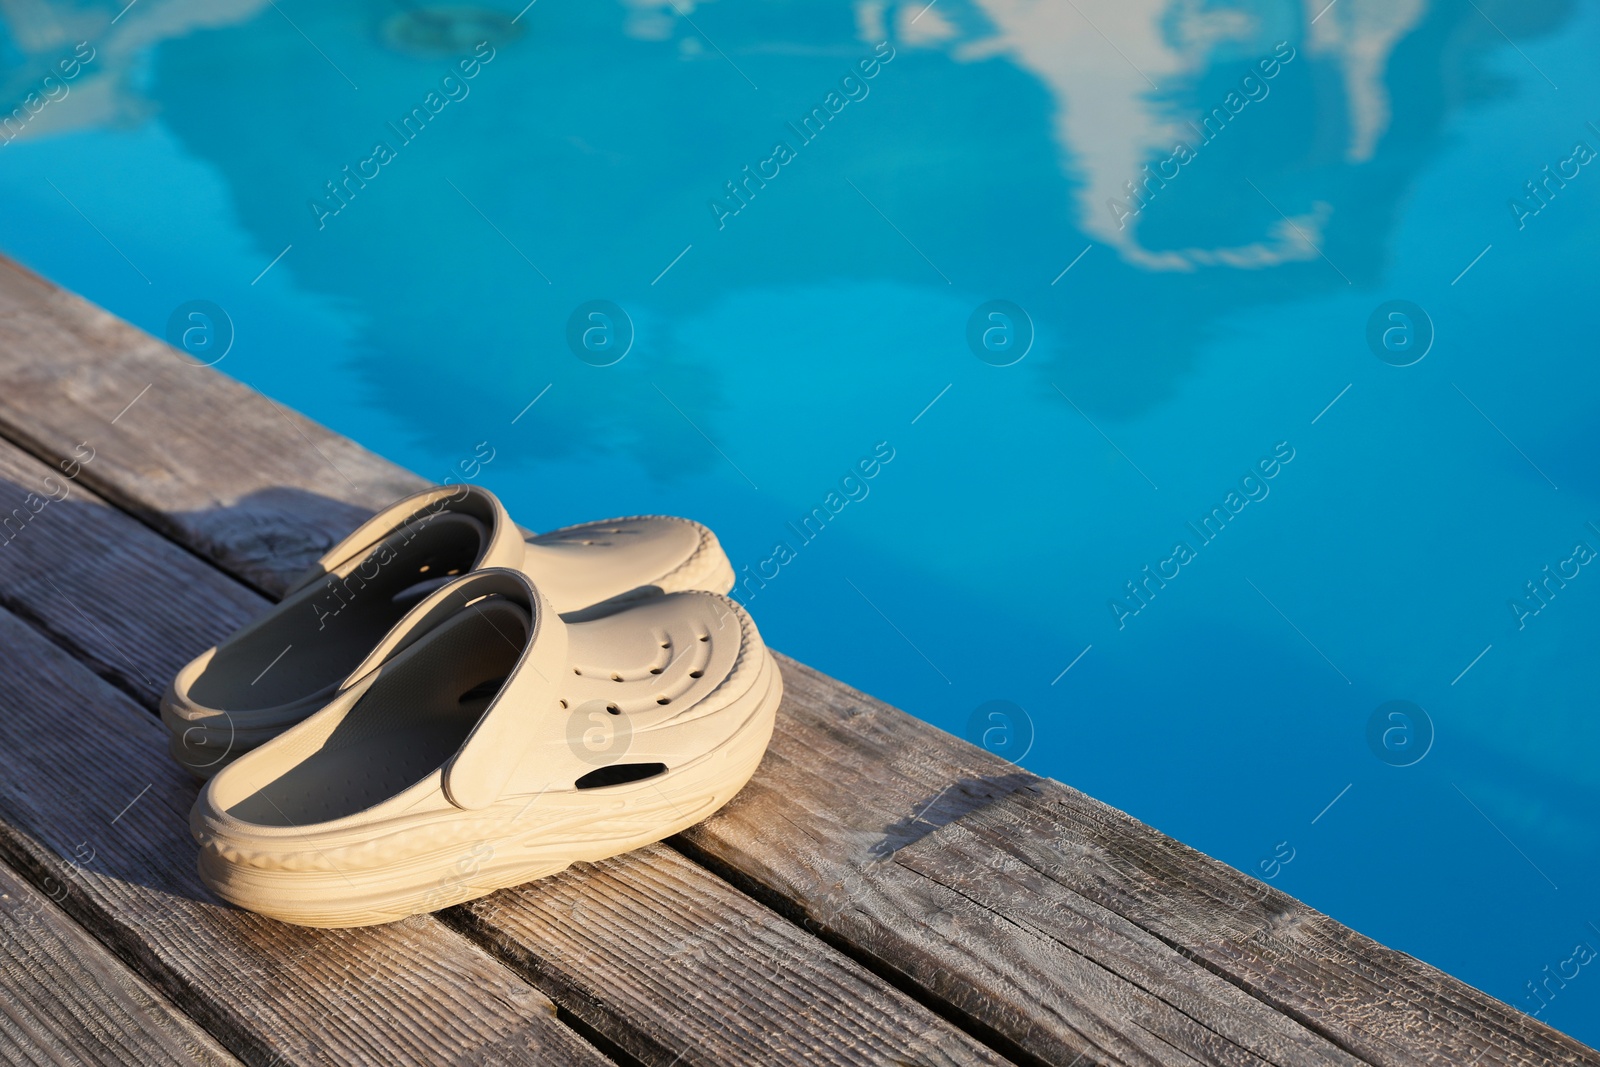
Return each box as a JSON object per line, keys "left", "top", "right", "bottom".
{"left": 189, "top": 568, "right": 779, "bottom": 928}
{"left": 162, "top": 485, "right": 735, "bottom": 775}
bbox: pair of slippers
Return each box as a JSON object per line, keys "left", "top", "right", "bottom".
{"left": 161, "top": 486, "right": 779, "bottom": 928}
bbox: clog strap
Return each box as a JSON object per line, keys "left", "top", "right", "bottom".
{"left": 280, "top": 485, "right": 523, "bottom": 599}
{"left": 437, "top": 569, "right": 569, "bottom": 809}
{"left": 335, "top": 567, "right": 568, "bottom": 810}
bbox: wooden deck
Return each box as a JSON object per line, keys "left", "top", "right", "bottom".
{"left": 0, "top": 251, "right": 1591, "bottom": 1067}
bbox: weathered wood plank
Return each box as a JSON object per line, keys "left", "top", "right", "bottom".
{"left": 0, "top": 438, "right": 1019, "bottom": 1065}
{"left": 0, "top": 860, "right": 240, "bottom": 1067}
{"left": 683, "top": 657, "right": 1600, "bottom": 1067}
{"left": 449, "top": 844, "right": 1009, "bottom": 1067}
{"left": 680, "top": 666, "right": 1359, "bottom": 1067}
{"left": 1, "top": 253, "right": 1594, "bottom": 1066}
{"left": 0, "top": 607, "right": 612, "bottom": 1067}
{"left": 923, "top": 785, "right": 1564, "bottom": 1067}
{"left": 0, "top": 436, "right": 262, "bottom": 701}
{"left": 0, "top": 256, "right": 413, "bottom": 595}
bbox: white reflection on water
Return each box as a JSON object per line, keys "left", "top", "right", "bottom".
{"left": 0, "top": 0, "right": 268, "bottom": 138}
{"left": 858, "top": 0, "right": 1427, "bottom": 271}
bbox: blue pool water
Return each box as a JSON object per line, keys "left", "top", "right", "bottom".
{"left": 3, "top": 0, "right": 1599, "bottom": 1040}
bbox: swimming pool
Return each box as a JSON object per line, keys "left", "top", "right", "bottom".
{"left": 3, "top": 0, "right": 1597, "bottom": 1041}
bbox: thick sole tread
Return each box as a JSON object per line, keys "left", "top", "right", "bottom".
{"left": 197, "top": 650, "right": 781, "bottom": 927}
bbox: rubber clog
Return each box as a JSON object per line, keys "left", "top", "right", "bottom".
{"left": 189, "top": 569, "right": 779, "bottom": 928}
{"left": 162, "top": 485, "right": 735, "bottom": 775}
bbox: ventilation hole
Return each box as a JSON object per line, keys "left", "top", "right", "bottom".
{"left": 698, "top": 635, "right": 709, "bottom": 643}
{"left": 660, "top": 641, "right": 670, "bottom": 649}
{"left": 610, "top": 672, "right": 623, "bottom": 682}
{"left": 573, "top": 667, "right": 582, "bottom": 675}
{"left": 656, "top": 696, "right": 671, "bottom": 705}
{"left": 575, "top": 763, "right": 667, "bottom": 789}
{"left": 606, "top": 704, "right": 621, "bottom": 716}
{"left": 418, "top": 563, "right": 431, "bottom": 573}
{"left": 689, "top": 670, "right": 703, "bottom": 678}
{"left": 559, "top": 699, "right": 568, "bottom": 709}
{"left": 649, "top": 667, "right": 662, "bottom": 675}
{"left": 580, "top": 540, "right": 595, "bottom": 545}
{"left": 457, "top": 677, "right": 507, "bottom": 704}
{"left": 446, "top": 568, "right": 461, "bottom": 576}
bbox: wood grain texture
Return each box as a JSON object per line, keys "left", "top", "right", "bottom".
{"left": 0, "top": 430, "right": 1023, "bottom": 1067}
{"left": 0, "top": 255, "right": 415, "bottom": 595}
{"left": 0, "top": 437, "right": 262, "bottom": 702}
{"left": 0, "top": 861, "right": 241, "bottom": 1067}
{"left": 679, "top": 660, "right": 1358, "bottom": 1067}
{"left": 680, "top": 657, "right": 1600, "bottom": 1067}
{"left": 0, "top": 607, "right": 610, "bottom": 1067}
{"left": 0, "top": 253, "right": 1594, "bottom": 1066}
{"left": 448, "top": 843, "right": 1010, "bottom": 1067}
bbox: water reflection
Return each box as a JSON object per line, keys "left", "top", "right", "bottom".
{"left": 0, "top": 0, "right": 268, "bottom": 138}
{"left": 866, "top": 0, "right": 1576, "bottom": 275}
{"left": 0, "top": 0, "right": 1581, "bottom": 431}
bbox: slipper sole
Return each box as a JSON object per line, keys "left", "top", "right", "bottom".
{"left": 195, "top": 648, "right": 781, "bottom": 928}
